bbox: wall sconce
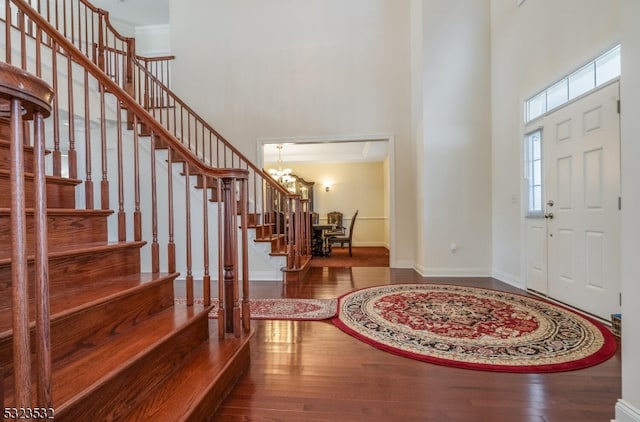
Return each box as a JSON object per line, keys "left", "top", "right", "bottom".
{"left": 324, "top": 181, "right": 332, "bottom": 192}
{"left": 325, "top": 185, "right": 330, "bottom": 192}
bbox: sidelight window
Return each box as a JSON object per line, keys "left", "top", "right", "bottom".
{"left": 525, "top": 129, "right": 543, "bottom": 216}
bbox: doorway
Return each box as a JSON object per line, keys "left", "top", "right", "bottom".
{"left": 524, "top": 81, "right": 621, "bottom": 320}
{"left": 258, "top": 137, "right": 394, "bottom": 263}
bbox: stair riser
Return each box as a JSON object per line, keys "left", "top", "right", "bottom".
{"left": 0, "top": 142, "right": 35, "bottom": 173}
{"left": 270, "top": 237, "right": 285, "bottom": 251}
{"left": 254, "top": 225, "right": 272, "bottom": 239}
{"left": 0, "top": 175, "right": 76, "bottom": 208}
{"left": 0, "top": 119, "right": 9, "bottom": 140}
{"left": 56, "top": 311, "right": 210, "bottom": 421}
{"left": 49, "top": 276, "right": 176, "bottom": 365}
{"left": 0, "top": 247, "right": 142, "bottom": 309}
{"left": 195, "top": 175, "right": 220, "bottom": 201}
{"left": 0, "top": 276, "right": 176, "bottom": 376}
{"left": 247, "top": 213, "right": 260, "bottom": 226}
{"left": 187, "top": 344, "right": 251, "bottom": 421}
{"left": 0, "top": 213, "right": 108, "bottom": 255}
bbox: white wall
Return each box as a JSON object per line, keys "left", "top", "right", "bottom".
{"left": 85, "top": 0, "right": 171, "bottom": 56}
{"left": 169, "top": 0, "right": 414, "bottom": 267}
{"left": 168, "top": 0, "right": 496, "bottom": 274}
{"left": 135, "top": 25, "right": 171, "bottom": 57}
{"left": 490, "top": 0, "right": 620, "bottom": 285}
{"left": 414, "top": 0, "right": 493, "bottom": 277}
{"left": 619, "top": 1, "right": 640, "bottom": 419}
{"left": 411, "top": 0, "right": 425, "bottom": 270}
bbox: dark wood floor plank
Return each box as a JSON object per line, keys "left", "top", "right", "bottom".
{"left": 212, "top": 267, "right": 621, "bottom": 422}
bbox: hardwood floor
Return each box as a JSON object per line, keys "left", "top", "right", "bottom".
{"left": 211, "top": 268, "right": 621, "bottom": 422}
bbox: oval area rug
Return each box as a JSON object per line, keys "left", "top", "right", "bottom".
{"left": 332, "top": 284, "right": 617, "bottom": 373}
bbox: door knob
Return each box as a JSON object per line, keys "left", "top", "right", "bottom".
{"left": 546, "top": 200, "right": 554, "bottom": 207}
{"left": 544, "top": 212, "right": 554, "bottom": 219}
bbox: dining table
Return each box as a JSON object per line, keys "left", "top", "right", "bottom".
{"left": 311, "top": 224, "right": 338, "bottom": 257}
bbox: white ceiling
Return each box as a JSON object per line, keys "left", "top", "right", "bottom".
{"left": 263, "top": 141, "right": 389, "bottom": 165}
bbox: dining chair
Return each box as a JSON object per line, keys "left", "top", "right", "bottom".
{"left": 326, "top": 211, "right": 344, "bottom": 235}
{"left": 328, "top": 210, "right": 358, "bottom": 256}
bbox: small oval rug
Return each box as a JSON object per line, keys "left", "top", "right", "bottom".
{"left": 242, "top": 298, "right": 338, "bottom": 320}
{"left": 332, "top": 284, "right": 618, "bottom": 373}
{"left": 176, "top": 297, "right": 338, "bottom": 320}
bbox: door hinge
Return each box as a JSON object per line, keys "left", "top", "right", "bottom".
{"left": 617, "top": 100, "right": 621, "bottom": 114}
{"left": 619, "top": 196, "right": 622, "bottom": 210}
{"left": 620, "top": 292, "right": 622, "bottom": 306}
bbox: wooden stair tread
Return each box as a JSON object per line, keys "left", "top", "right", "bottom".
{"left": 3, "top": 303, "right": 211, "bottom": 408}
{"left": 124, "top": 325, "right": 253, "bottom": 422}
{"left": 0, "top": 208, "right": 112, "bottom": 249}
{"left": 0, "top": 208, "right": 113, "bottom": 216}
{"left": 253, "top": 234, "right": 285, "bottom": 242}
{"left": 248, "top": 222, "right": 274, "bottom": 229}
{"left": 0, "top": 272, "right": 179, "bottom": 334}
{"left": 0, "top": 240, "right": 146, "bottom": 263}
{"left": 49, "top": 272, "right": 178, "bottom": 314}
{"left": 0, "top": 138, "right": 51, "bottom": 153}
{"left": 0, "top": 168, "right": 82, "bottom": 186}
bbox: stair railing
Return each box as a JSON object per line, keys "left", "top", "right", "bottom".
{"left": 138, "top": 59, "right": 314, "bottom": 270}
{"left": 7, "top": 0, "right": 313, "bottom": 273}
{"left": 4, "top": 0, "right": 135, "bottom": 93}
{"left": 2, "top": 0, "right": 251, "bottom": 407}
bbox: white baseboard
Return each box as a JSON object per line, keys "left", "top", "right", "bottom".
{"left": 412, "top": 265, "right": 492, "bottom": 277}
{"left": 173, "top": 269, "right": 282, "bottom": 282}
{"left": 392, "top": 259, "right": 415, "bottom": 269}
{"left": 491, "top": 269, "right": 524, "bottom": 289}
{"left": 614, "top": 399, "right": 640, "bottom": 422}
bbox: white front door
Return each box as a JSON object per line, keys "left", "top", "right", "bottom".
{"left": 525, "top": 81, "right": 620, "bottom": 320}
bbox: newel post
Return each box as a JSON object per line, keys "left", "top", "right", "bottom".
{"left": 1, "top": 62, "right": 54, "bottom": 409}
{"left": 220, "top": 176, "right": 241, "bottom": 336}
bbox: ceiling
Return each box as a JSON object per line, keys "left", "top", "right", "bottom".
{"left": 263, "top": 141, "right": 389, "bottom": 165}
{"left": 89, "top": 0, "right": 170, "bottom": 27}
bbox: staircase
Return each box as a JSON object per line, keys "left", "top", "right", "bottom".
{"left": 1, "top": 0, "right": 316, "bottom": 416}
{"left": 0, "top": 0, "right": 260, "bottom": 418}
{"left": 0, "top": 63, "right": 252, "bottom": 421}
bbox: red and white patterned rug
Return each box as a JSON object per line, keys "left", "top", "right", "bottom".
{"left": 332, "top": 284, "right": 618, "bottom": 373}
{"left": 240, "top": 298, "right": 337, "bottom": 320}
{"left": 176, "top": 297, "right": 337, "bottom": 320}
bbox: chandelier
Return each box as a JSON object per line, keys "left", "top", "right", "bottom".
{"left": 268, "top": 145, "right": 297, "bottom": 186}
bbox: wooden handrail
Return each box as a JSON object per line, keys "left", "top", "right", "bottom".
{"left": 10, "top": 0, "right": 247, "bottom": 181}
{"left": 128, "top": 48, "right": 311, "bottom": 270}
{"left": 8, "top": 0, "right": 252, "bottom": 321}
{"left": 130, "top": 56, "right": 292, "bottom": 197}
{"left": 11, "top": 0, "right": 311, "bottom": 269}
{"left": 11, "top": 0, "right": 290, "bottom": 195}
